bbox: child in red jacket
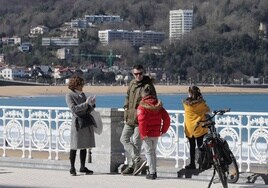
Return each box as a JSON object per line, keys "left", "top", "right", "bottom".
{"left": 137, "top": 88, "right": 170, "bottom": 180}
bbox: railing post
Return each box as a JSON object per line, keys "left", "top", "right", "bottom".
{"left": 2, "top": 108, "right": 6, "bottom": 157}
{"left": 48, "top": 109, "right": 52, "bottom": 160}
{"left": 246, "top": 115, "right": 251, "bottom": 172}
{"left": 22, "top": 109, "right": 25, "bottom": 158}
{"left": 28, "top": 109, "right": 32, "bottom": 159}
{"left": 90, "top": 108, "right": 125, "bottom": 173}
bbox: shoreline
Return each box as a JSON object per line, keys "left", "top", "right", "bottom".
{"left": 0, "top": 85, "right": 268, "bottom": 97}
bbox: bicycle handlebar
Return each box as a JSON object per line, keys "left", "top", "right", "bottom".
{"left": 194, "top": 108, "right": 231, "bottom": 130}
{"left": 212, "top": 108, "right": 231, "bottom": 116}
{"left": 203, "top": 108, "right": 231, "bottom": 122}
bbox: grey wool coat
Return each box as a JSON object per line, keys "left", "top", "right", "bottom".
{"left": 65, "top": 90, "right": 96, "bottom": 150}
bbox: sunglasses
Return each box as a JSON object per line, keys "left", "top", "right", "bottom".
{"left": 134, "top": 72, "right": 143, "bottom": 76}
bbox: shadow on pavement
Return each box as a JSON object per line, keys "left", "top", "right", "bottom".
{"left": 0, "top": 169, "right": 13, "bottom": 175}
{"left": 0, "top": 186, "right": 37, "bottom": 188}
{"left": 0, "top": 171, "right": 13, "bottom": 175}
{"left": 247, "top": 173, "right": 268, "bottom": 185}
{"left": 177, "top": 168, "right": 205, "bottom": 178}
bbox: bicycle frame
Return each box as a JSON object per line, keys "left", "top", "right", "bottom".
{"left": 206, "top": 129, "right": 228, "bottom": 187}
{"left": 198, "top": 109, "right": 231, "bottom": 188}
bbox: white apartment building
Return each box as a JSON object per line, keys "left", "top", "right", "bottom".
{"left": 169, "top": 9, "right": 193, "bottom": 42}
{"left": 42, "top": 38, "right": 79, "bottom": 46}
{"left": 0, "top": 67, "right": 12, "bottom": 80}
{"left": 1, "top": 36, "right": 21, "bottom": 46}
{"left": 0, "top": 67, "right": 26, "bottom": 80}
{"left": 56, "top": 48, "right": 72, "bottom": 59}
{"left": 85, "top": 15, "right": 122, "bottom": 24}
{"left": 70, "top": 19, "right": 88, "bottom": 28}
{"left": 60, "top": 27, "right": 78, "bottom": 38}
{"left": 259, "top": 22, "right": 267, "bottom": 38}
{"left": 30, "top": 25, "right": 49, "bottom": 35}
{"left": 0, "top": 54, "right": 5, "bottom": 63}
{"left": 98, "top": 30, "right": 165, "bottom": 46}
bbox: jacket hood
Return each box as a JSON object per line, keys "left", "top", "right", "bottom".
{"left": 183, "top": 97, "right": 206, "bottom": 106}
{"left": 140, "top": 95, "right": 162, "bottom": 111}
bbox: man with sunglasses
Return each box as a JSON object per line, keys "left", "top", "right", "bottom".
{"left": 120, "top": 64, "right": 157, "bottom": 176}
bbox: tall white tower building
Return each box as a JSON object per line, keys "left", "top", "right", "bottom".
{"left": 169, "top": 9, "right": 193, "bottom": 42}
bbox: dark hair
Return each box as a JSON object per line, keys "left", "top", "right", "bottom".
{"left": 132, "top": 64, "right": 144, "bottom": 71}
{"left": 68, "top": 75, "right": 84, "bottom": 91}
{"left": 188, "top": 85, "right": 202, "bottom": 100}
{"left": 142, "top": 87, "right": 154, "bottom": 97}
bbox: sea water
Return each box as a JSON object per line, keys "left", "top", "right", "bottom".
{"left": 0, "top": 94, "right": 267, "bottom": 149}
{"left": 0, "top": 93, "right": 267, "bottom": 112}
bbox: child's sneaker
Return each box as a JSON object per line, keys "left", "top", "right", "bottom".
{"left": 146, "top": 173, "right": 157, "bottom": 180}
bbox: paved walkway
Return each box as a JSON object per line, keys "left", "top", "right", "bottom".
{"left": 0, "top": 166, "right": 267, "bottom": 188}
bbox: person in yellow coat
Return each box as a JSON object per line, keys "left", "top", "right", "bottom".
{"left": 183, "top": 85, "right": 210, "bottom": 169}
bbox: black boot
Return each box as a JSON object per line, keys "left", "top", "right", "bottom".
{"left": 185, "top": 163, "right": 196, "bottom": 169}
{"left": 69, "top": 150, "right": 77, "bottom": 176}
{"left": 80, "top": 149, "right": 94, "bottom": 175}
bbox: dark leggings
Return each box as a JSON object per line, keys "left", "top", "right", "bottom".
{"left": 70, "top": 149, "right": 87, "bottom": 169}
{"left": 188, "top": 135, "right": 204, "bottom": 165}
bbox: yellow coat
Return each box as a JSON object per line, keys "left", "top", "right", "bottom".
{"left": 183, "top": 99, "right": 210, "bottom": 138}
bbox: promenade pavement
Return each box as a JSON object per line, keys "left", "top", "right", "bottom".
{"left": 0, "top": 166, "right": 267, "bottom": 188}
{"left": 0, "top": 152, "right": 267, "bottom": 188}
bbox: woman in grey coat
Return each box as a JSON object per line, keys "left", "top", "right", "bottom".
{"left": 65, "top": 75, "right": 96, "bottom": 176}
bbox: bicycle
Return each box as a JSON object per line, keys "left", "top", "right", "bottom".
{"left": 196, "top": 109, "right": 239, "bottom": 188}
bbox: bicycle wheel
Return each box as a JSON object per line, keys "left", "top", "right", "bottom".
{"left": 214, "top": 149, "right": 228, "bottom": 188}
{"left": 227, "top": 153, "right": 239, "bottom": 183}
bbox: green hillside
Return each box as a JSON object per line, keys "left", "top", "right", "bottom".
{"left": 1, "top": 0, "right": 268, "bottom": 84}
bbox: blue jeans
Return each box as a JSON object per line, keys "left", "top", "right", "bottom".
{"left": 120, "top": 124, "right": 142, "bottom": 167}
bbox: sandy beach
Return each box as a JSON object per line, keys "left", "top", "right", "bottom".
{"left": 0, "top": 85, "right": 267, "bottom": 97}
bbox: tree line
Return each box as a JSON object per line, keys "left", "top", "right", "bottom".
{"left": 0, "top": 0, "right": 268, "bottom": 84}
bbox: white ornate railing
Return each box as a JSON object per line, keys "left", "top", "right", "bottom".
{"left": 0, "top": 106, "right": 72, "bottom": 160}
{"left": 161, "top": 110, "right": 268, "bottom": 172}
{"left": 0, "top": 106, "right": 267, "bottom": 172}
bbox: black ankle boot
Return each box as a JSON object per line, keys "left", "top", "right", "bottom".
{"left": 185, "top": 163, "right": 196, "bottom": 169}
{"left": 80, "top": 167, "right": 93, "bottom": 175}
{"left": 70, "top": 168, "right": 77, "bottom": 176}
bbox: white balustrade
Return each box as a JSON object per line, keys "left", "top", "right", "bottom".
{"left": 0, "top": 106, "right": 72, "bottom": 160}
{"left": 0, "top": 106, "right": 267, "bottom": 172}
{"left": 161, "top": 110, "right": 268, "bottom": 172}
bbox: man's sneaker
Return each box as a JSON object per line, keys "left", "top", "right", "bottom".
{"left": 121, "top": 167, "right": 134, "bottom": 175}
{"left": 146, "top": 173, "right": 157, "bottom": 180}
{"left": 133, "top": 159, "right": 147, "bottom": 176}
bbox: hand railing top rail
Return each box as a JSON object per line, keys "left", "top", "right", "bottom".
{"left": 0, "top": 106, "right": 69, "bottom": 110}
{"left": 0, "top": 106, "right": 267, "bottom": 116}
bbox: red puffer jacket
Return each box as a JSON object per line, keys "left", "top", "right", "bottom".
{"left": 137, "top": 95, "right": 170, "bottom": 139}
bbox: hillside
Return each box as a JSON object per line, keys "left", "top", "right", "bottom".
{"left": 0, "top": 0, "right": 268, "bottom": 84}
{"left": 1, "top": 0, "right": 267, "bottom": 36}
